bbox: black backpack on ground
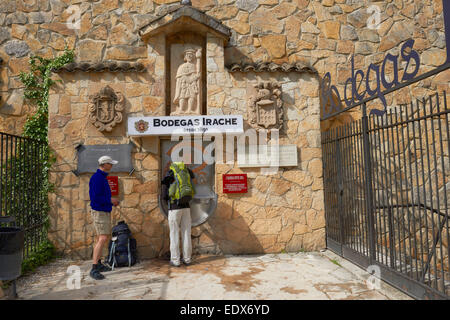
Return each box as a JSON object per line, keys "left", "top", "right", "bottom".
{"left": 106, "top": 221, "right": 137, "bottom": 269}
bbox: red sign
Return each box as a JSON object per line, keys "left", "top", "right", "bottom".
{"left": 223, "top": 174, "right": 248, "bottom": 194}
{"left": 107, "top": 176, "right": 119, "bottom": 196}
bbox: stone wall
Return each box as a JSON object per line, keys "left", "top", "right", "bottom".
{"left": 46, "top": 41, "right": 324, "bottom": 258}
{"left": 47, "top": 70, "right": 166, "bottom": 258}
{"left": 202, "top": 33, "right": 324, "bottom": 254}
{"left": 1, "top": 0, "right": 449, "bottom": 135}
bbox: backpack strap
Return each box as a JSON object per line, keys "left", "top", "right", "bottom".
{"left": 109, "top": 241, "right": 116, "bottom": 270}
{"left": 107, "top": 241, "right": 113, "bottom": 266}
{"left": 173, "top": 167, "right": 181, "bottom": 201}
{"left": 128, "top": 238, "right": 131, "bottom": 267}
{"left": 169, "top": 163, "right": 182, "bottom": 204}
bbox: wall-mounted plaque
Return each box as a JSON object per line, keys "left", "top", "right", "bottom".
{"left": 127, "top": 115, "right": 244, "bottom": 136}
{"left": 278, "top": 145, "right": 298, "bottom": 167}
{"left": 237, "top": 145, "right": 298, "bottom": 167}
{"left": 107, "top": 176, "right": 119, "bottom": 196}
{"left": 73, "top": 143, "right": 134, "bottom": 175}
{"left": 223, "top": 174, "right": 248, "bottom": 193}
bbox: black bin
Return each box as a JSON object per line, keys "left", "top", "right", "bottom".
{"left": 0, "top": 226, "right": 24, "bottom": 281}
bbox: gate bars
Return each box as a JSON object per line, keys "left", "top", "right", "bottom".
{"left": 322, "top": 92, "right": 450, "bottom": 299}
{"left": 0, "top": 132, "right": 47, "bottom": 259}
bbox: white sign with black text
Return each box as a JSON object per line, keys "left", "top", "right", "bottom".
{"left": 128, "top": 115, "right": 244, "bottom": 136}
{"left": 237, "top": 145, "right": 298, "bottom": 167}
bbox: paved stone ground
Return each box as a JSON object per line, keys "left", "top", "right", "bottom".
{"left": 3, "top": 250, "right": 411, "bottom": 300}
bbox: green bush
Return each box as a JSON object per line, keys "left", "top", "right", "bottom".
{"left": 21, "top": 239, "right": 57, "bottom": 275}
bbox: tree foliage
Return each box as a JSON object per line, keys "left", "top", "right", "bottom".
{"left": 19, "top": 48, "right": 74, "bottom": 142}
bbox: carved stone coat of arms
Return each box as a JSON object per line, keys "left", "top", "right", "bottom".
{"left": 248, "top": 81, "right": 283, "bottom": 130}
{"left": 88, "top": 86, "right": 124, "bottom": 132}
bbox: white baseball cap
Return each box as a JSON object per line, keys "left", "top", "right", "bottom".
{"left": 98, "top": 155, "right": 118, "bottom": 165}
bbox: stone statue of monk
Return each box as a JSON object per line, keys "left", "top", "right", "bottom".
{"left": 173, "top": 47, "right": 201, "bottom": 115}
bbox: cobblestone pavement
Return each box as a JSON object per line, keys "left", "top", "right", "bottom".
{"left": 5, "top": 250, "right": 411, "bottom": 300}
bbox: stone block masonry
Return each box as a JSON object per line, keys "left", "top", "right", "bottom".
{"left": 1, "top": 1, "right": 448, "bottom": 135}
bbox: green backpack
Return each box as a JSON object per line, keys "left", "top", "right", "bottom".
{"left": 168, "top": 162, "right": 195, "bottom": 205}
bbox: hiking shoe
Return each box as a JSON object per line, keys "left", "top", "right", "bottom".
{"left": 182, "top": 260, "right": 192, "bottom": 266}
{"left": 90, "top": 268, "right": 105, "bottom": 280}
{"left": 97, "top": 260, "right": 112, "bottom": 272}
{"left": 170, "top": 261, "right": 180, "bottom": 267}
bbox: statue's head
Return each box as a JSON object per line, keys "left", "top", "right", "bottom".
{"left": 184, "top": 48, "right": 196, "bottom": 62}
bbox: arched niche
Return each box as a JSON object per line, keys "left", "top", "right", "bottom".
{"left": 139, "top": 5, "right": 231, "bottom": 116}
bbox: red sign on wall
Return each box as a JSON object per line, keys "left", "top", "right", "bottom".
{"left": 223, "top": 174, "right": 248, "bottom": 194}
{"left": 107, "top": 176, "right": 119, "bottom": 196}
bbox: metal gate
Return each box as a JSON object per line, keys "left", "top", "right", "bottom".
{"left": 322, "top": 93, "right": 450, "bottom": 300}
{"left": 0, "top": 132, "right": 47, "bottom": 259}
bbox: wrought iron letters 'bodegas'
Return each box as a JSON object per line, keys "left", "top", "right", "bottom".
{"left": 322, "top": 0, "right": 450, "bottom": 120}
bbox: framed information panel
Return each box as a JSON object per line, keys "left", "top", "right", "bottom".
{"left": 74, "top": 143, "right": 134, "bottom": 175}
{"left": 223, "top": 174, "right": 248, "bottom": 193}
{"left": 107, "top": 176, "right": 119, "bottom": 196}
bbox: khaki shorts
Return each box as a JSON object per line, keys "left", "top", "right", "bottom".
{"left": 90, "top": 209, "right": 111, "bottom": 235}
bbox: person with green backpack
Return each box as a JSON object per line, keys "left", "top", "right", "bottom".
{"left": 161, "top": 161, "right": 195, "bottom": 267}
